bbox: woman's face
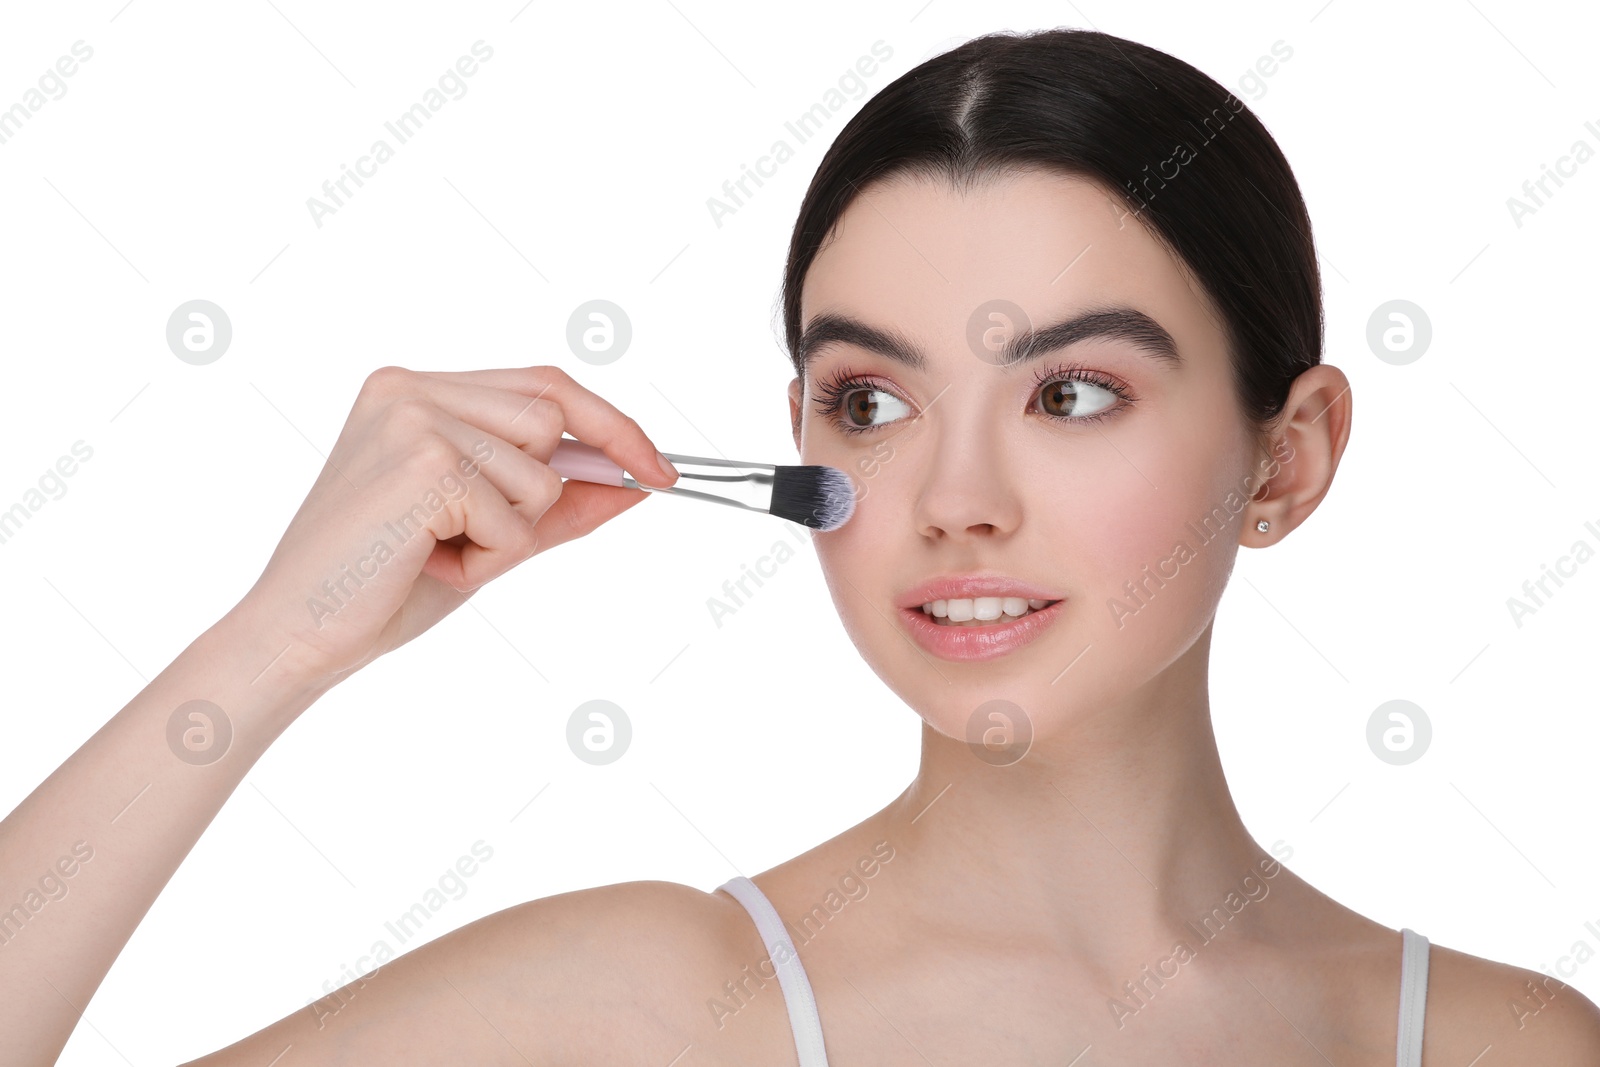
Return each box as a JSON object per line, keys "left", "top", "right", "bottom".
{"left": 789, "top": 168, "right": 1272, "bottom": 747}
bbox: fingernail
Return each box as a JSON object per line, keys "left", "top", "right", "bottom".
{"left": 655, "top": 451, "right": 678, "bottom": 479}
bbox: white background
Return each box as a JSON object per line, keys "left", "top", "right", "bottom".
{"left": 1, "top": 1, "right": 1596, "bottom": 1062}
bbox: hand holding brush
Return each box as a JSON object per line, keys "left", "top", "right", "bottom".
{"left": 545, "top": 438, "right": 856, "bottom": 532}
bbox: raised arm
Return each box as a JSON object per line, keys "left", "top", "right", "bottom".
{"left": 0, "top": 366, "right": 680, "bottom": 1064}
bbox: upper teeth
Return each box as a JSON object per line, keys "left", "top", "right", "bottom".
{"left": 921, "top": 597, "right": 1053, "bottom": 620}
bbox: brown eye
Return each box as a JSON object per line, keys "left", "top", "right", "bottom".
{"left": 842, "top": 386, "right": 911, "bottom": 429}
{"left": 1038, "top": 378, "right": 1119, "bottom": 419}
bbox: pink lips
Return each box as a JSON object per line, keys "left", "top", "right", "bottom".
{"left": 900, "top": 599, "right": 1066, "bottom": 662}
{"left": 895, "top": 574, "right": 1065, "bottom": 610}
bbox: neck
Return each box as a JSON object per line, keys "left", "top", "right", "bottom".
{"left": 868, "top": 649, "right": 1279, "bottom": 971}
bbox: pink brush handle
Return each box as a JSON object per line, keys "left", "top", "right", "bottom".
{"left": 545, "top": 438, "right": 631, "bottom": 487}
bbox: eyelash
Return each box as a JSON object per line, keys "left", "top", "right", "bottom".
{"left": 810, "top": 360, "right": 1137, "bottom": 436}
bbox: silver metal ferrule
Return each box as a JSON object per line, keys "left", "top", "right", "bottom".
{"left": 620, "top": 452, "right": 777, "bottom": 517}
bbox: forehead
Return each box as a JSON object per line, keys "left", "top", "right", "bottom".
{"left": 800, "top": 168, "right": 1226, "bottom": 366}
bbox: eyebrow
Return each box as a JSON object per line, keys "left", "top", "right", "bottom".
{"left": 797, "top": 305, "right": 1183, "bottom": 371}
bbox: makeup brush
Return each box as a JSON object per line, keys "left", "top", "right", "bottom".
{"left": 545, "top": 438, "right": 857, "bottom": 531}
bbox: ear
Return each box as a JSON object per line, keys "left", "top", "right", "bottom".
{"left": 787, "top": 376, "right": 803, "bottom": 454}
{"left": 1244, "top": 363, "right": 1352, "bottom": 544}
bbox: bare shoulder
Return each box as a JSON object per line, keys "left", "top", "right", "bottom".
{"left": 183, "top": 879, "right": 782, "bottom": 1067}
{"left": 1421, "top": 938, "right": 1600, "bottom": 1066}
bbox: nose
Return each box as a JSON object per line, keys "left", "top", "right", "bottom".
{"left": 910, "top": 412, "right": 1024, "bottom": 541}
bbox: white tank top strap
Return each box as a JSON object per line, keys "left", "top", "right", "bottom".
{"left": 723, "top": 878, "right": 1426, "bottom": 1065}
{"left": 1396, "top": 927, "right": 1430, "bottom": 1067}
{"left": 718, "top": 875, "right": 830, "bottom": 1065}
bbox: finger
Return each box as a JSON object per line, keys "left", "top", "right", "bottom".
{"left": 369, "top": 372, "right": 566, "bottom": 462}
{"left": 411, "top": 424, "right": 658, "bottom": 585}
{"left": 410, "top": 442, "right": 542, "bottom": 591}
{"left": 520, "top": 476, "right": 655, "bottom": 556}
{"left": 418, "top": 410, "right": 569, "bottom": 534}
{"left": 384, "top": 376, "right": 670, "bottom": 495}
{"left": 366, "top": 388, "right": 661, "bottom": 578}
{"left": 398, "top": 366, "right": 680, "bottom": 488}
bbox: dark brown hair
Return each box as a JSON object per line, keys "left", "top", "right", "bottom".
{"left": 780, "top": 28, "right": 1321, "bottom": 442}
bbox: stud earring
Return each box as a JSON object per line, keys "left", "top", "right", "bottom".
{"left": 1256, "top": 519, "right": 1270, "bottom": 532}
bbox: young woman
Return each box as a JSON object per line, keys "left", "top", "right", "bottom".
{"left": 4, "top": 27, "right": 1596, "bottom": 1066}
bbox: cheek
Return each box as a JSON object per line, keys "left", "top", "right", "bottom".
{"left": 815, "top": 509, "right": 878, "bottom": 594}
{"left": 812, "top": 482, "right": 912, "bottom": 642}
{"left": 810, "top": 440, "right": 895, "bottom": 557}
{"left": 1079, "top": 440, "right": 1244, "bottom": 637}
